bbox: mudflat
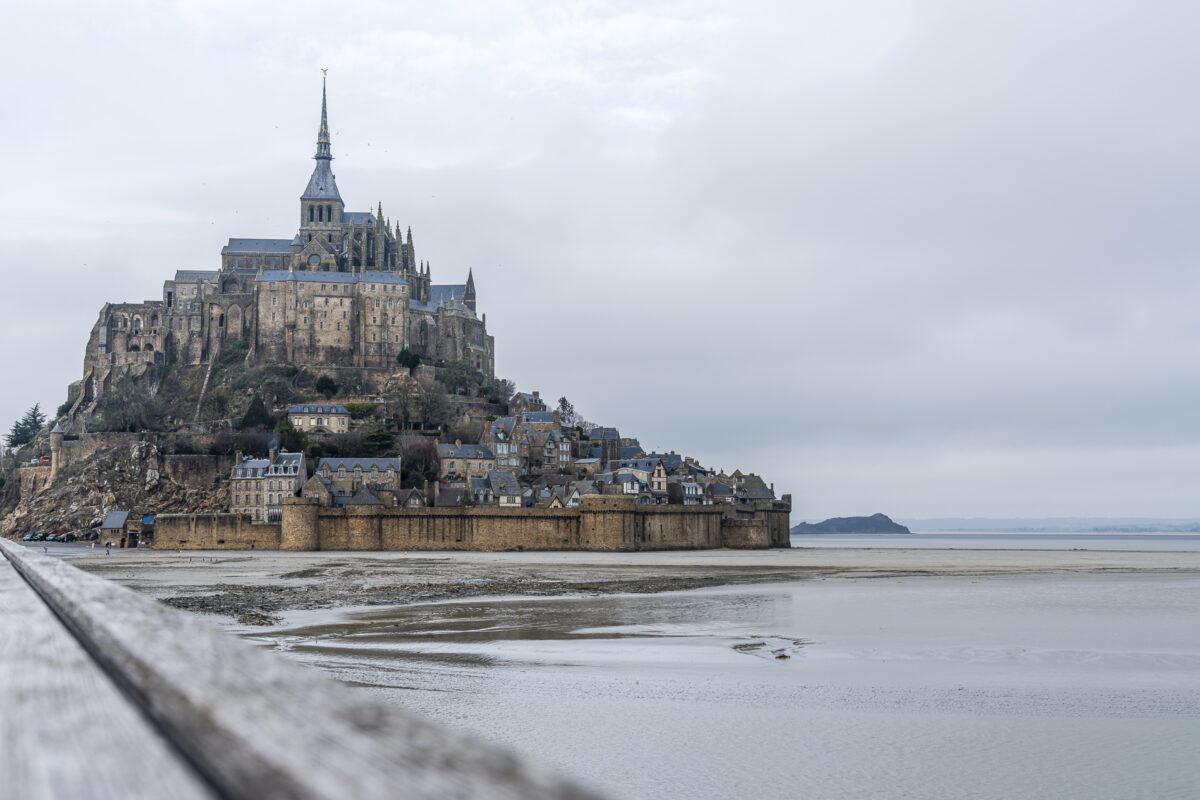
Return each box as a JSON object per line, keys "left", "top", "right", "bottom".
{"left": 62, "top": 545, "right": 1200, "bottom": 625}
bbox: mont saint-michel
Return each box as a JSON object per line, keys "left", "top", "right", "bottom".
{"left": 1, "top": 79, "right": 790, "bottom": 551}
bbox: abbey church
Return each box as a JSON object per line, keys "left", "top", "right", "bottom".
{"left": 78, "top": 78, "right": 494, "bottom": 408}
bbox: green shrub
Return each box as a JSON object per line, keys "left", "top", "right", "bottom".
{"left": 344, "top": 402, "right": 376, "bottom": 419}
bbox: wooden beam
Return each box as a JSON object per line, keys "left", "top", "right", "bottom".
{"left": 0, "top": 556, "right": 214, "bottom": 800}
{"left": 0, "top": 540, "right": 604, "bottom": 800}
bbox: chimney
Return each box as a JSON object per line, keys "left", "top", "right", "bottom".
{"left": 532, "top": 391, "right": 539, "bottom": 399}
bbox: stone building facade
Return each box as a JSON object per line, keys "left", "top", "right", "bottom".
{"left": 75, "top": 77, "right": 494, "bottom": 411}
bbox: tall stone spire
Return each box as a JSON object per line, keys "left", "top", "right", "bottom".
{"left": 302, "top": 72, "right": 342, "bottom": 202}
{"left": 315, "top": 73, "right": 332, "bottom": 160}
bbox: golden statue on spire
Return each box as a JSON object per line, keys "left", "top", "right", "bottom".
{"left": 321, "top": 68, "right": 328, "bottom": 78}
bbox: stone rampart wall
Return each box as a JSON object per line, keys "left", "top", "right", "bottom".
{"left": 155, "top": 514, "right": 281, "bottom": 550}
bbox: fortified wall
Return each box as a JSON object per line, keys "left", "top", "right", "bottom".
{"left": 156, "top": 495, "right": 792, "bottom": 552}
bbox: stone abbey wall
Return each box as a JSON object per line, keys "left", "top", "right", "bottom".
{"left": 155, "top": 495, "right": 789, "bottom": 552}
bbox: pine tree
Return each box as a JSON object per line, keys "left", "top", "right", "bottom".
{"left": 4, "top": 403, "right": 46, "bottom": 448}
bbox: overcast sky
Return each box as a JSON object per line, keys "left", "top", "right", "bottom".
{"left": 4, "top": 1, "right": 1199, "bottom": 518}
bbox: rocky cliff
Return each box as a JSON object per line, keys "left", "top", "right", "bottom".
{"left": 1, "top": 438, "right": 232, "bottom": 538}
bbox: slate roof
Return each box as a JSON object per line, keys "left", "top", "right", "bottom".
{"left": 484, "top": 417, "right": 516, "bottom": 442}
{"left": 317, "top": 457, "right": 400, "bottom": 473}
{"left": 522, "top": 411, "right": 556, "bottom": 424}
{"left": 302, "top": 158, "right": 342, "bottom": 200}
{"left": 101, "top": 510, "right": 130, "bottom": 530}
{"left": 222, "top": 238, "right": 294, "bottom": 255}
{"left": 618, "top": 445, "right": 644, "bottom": 459}
{"left": 342, "top": 211, "right": 375, "bottom": 225}
{"left": 487, "top": 470, "right": 522, "bottom": 497}
{"left": 514, "top": 392, "right": 543, "bottom": 405}
{"left": 231, "top": 452, "right": 305, "bottom": 479}
{"left": 740, "top": 474, "right": 774, "bottom": 499}
{"left": 606, "top": 458, "right": 662, "bottom": 474}
{"left": 346, "top": 487, "right": 384, "bottom": 506}
{"left": 359, "top": 271, "right": 408, "bottom": 285}
{"left": 394, "top": 489, "right": 423, "bottom": 507}
{"left": 437, "top": 443, "right": 495, "bottom": 460}
{"left": 435, "top": 487, "right": 467, "bottom": 507}
{"left": 173, "top": 270, "right": 219, "bottom": 282}
{"left": 645, "top": 453, "right": 684, "bottom": 471}
{"left": 51, "top": 423, "right": 63, "bottom": 434}
{"left": 589, "top": 427, "right": 619, "bottom": 441}
{"left": 288, "top": 404, "right": 350, "bottom": 415}
{"left": 429, "top": 284, "right": 466, "bottom": 304}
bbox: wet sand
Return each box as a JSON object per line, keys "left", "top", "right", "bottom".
{"left": 64, "top": 545, "right": 1200, "bottom": 625}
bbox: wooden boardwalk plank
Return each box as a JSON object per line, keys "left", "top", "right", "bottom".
{"left": 0, "top": 541, "right": 604, "bottom": 800}
{"left": 0, "top": 557, "right": 215, "bottom": 800}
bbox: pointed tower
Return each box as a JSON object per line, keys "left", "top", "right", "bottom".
{"left": 464, "top": 268, "right": 477, "bottom": 313}
{"left": 299, "top": 73, "right": 345, "bottom": 247}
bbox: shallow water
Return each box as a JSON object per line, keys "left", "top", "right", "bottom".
{"left": 790, "top": 531, "right": 1200, "bottom": 550}
{"left": 240, "top": 571, "right": 1200, "bottom": 799}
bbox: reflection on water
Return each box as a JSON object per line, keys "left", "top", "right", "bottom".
{"left": 241, "top": 576, "right": 1200, "bottom": 800}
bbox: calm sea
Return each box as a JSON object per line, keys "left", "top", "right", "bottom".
{"left": 240, "top": 538, "right": 1200, "bottom": 800}
{"left": 790, "top": 531, "right": 1200, "bottom": 551}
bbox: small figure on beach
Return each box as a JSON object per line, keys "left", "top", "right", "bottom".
{"left": 105, "top": 543, "right": 111, "bottom": 555}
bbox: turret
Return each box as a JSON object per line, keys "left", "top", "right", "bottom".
{"left": 49, "top": 422, "right": 64, "bottom": 484}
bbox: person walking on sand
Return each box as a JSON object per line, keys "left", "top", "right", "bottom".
{"left": 105, "top": 542, "right": 111, "bottom": 555}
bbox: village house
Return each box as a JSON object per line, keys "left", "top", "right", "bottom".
{"left": 508, "top": 391, "right": 547, "bottom": 416}
{"left": 489, "top": 470, "right": 523, "bottom": 507}
{"left": 394, "top": 488, "right": 426, "bottom": 508}
{"left": 481, "top": 417, "right": 521, "bottom": 471}
{"left": 437, "top": 441, "right": 496, "bottom": 479}
{"left": 287, "top": 403, "right": 351, "bottom": 433}
{"left": 310, "top": 456, "right": 401, "bottom": 507}
{"left": 230, "top": 448, "right": 308, "bottom": 522}
{"left": 667, "top": 475, "right": 705, "bottom": 505}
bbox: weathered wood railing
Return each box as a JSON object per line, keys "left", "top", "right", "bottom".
{"left": 0, "top": 539, "right": 605, "bottom": 800}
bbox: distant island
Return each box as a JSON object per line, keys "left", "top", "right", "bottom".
{"left": 791, "top": 513, "right": 911, "bottom": 535}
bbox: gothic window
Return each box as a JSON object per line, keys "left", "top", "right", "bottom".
{"left": 309, "top": 206, "right": 314, "bottom": 222}
{"left": 318, "top": 206, "right": 324, "bottom": 222}
{"left": 325, "top": 205, "right": 331, "bottom": 220}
